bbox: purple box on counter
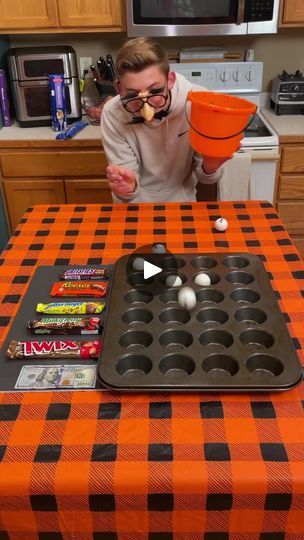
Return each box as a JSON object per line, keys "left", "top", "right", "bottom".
{"left": 0, "top": 69, "right": 11, "bottom": 127}
{"left": 48, "top": 74, "right": 67, "bottom": 132}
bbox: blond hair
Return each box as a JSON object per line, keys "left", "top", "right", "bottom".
{"left": 115, "top": 37, "right": 169, "bottom": 79}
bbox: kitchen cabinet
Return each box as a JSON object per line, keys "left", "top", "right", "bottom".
{"left": 276, "top": 144, "right": 304, "bottom": 258}
{"left": 3, "top": 179, "right": 66, "bottom": 229}
{"left": 0, "top": 141, "right": 112, "bottom": 231}
{"left": 0, "top": 0, "right": 124, "bottom": 32}
{"left": 280, "top": 0, "right": 304, "bottom": 26}
{"left": 57, "top": 0, "right": 123, "bottom": 29}
{"left": 65, "top": 179, "right": 112, "bottom": 204}
{"left": 0, "top": 0, "right": 58, "bottom": 30}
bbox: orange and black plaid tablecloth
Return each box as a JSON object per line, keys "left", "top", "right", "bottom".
{"left": 0, "top": 201, "right": 304, "bottom": 540}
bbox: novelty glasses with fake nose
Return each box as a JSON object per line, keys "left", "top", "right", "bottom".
{"left": 121, "top": 86, "right": 168, "bottom": 113}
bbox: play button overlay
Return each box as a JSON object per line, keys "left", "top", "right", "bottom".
{"left": 125, "top": 243, "right": 179, "bottom": 297}
{"left": 144, "top": 260, "right": 162, "bottom": 280}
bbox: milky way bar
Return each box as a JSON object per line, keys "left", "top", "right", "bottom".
{"left": 59, "top": 268, "right": 110, "bottom": 280}
{"left": 50, "top": 281, "right": 108, "bottom": 297}
{"left": 36, "top": 302, "right": 105, "bottom": 315}
{"left": 7, "top": 339, "right": 101, "bottom": 360}
{"left": 28, "top": 317, "right": 103, "bottom": 335}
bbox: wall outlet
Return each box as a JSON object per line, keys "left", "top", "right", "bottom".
{"left": 79, "top": 56, "right": 92, "bottom": 76}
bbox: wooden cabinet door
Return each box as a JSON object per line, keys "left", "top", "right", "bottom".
{"left": 0, "top": 0, "right": 58, "bottom": 29}
{"left": 65, "top": 179, "right": 112, "bottom": 204}
{"left": 1, "top": 151, "right": 108, "bottom": 178}
{"left": 3, "top": 179, "right": 66, "bottom": 230}
{"left": 282, "top": 0, "right": 304, "bottom": 24}
{"left": 57, "top": 0, "right": 122, "bottom": 28}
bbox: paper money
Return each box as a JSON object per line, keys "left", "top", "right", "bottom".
{"left": 15, "top": 364, "right": 97, "bottom": 390}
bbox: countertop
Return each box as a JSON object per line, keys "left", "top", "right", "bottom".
{"left": 0, "top": 120, "right": 102, "bottom": 148}
{"left": 1, "top": 108, "right": 304, "bottom": 146}
{"left": 261, "top": 106, "right": 304, "bottom": 143}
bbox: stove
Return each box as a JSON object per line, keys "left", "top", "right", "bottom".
{"left": 270, "top": 70, "right": 304, "bottom": 115}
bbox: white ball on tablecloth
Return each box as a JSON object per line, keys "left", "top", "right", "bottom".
{"left": 215, "top": 217, "right": 228, "bottom": 232}
{"left": 152, "top": 243, "right": 167, "bottom": 254}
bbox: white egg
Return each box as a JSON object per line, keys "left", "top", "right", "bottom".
{"left": 166, "top": 274, "right": 182, "bottom": 288}
{"left": 132, "top": 257, "right": 145, "bottom": 271}
{"left": 194, "top": 273, "right": 211, "bottom": 286}
{"left": 178, "top": 286, "right": 197, "bottom": 311}
{"left": 215, "top": 217, "right": 228, "bottom": 232}
{"left": 152, "top": 243, "right": 167, "bottom": 254}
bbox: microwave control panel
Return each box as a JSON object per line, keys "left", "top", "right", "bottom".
{"left": 171, "top": 62, "right": 263, "bottom": 94}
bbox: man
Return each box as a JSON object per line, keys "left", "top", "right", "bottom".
{"left": 100, "top": 37, "right": 232, "bottom": 203}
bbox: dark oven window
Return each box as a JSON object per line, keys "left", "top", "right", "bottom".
{"left": 23, "top": 58, "right": 64, "bottom": 78}
{"left": 133, "top": 0, "right": 238, "bottom": 24}
{"left": 24, "top": 85, "right": 71, "bottom": 117}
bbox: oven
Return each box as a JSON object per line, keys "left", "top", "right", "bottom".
{"left": 172, "top": 61, "right": 279, "bottom": 203}
{"left": 127, "top": 0, "right": 280, "bottom": 37}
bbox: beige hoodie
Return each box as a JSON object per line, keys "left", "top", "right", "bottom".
{"left": 100, "top": 73, "right": 223, "bottom": 203}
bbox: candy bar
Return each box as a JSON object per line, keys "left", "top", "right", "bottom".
{"left": 50, "top": 281, "right": 107, "bottom": 297}
{"left": 36, "top": 302, "right": 105, "bottom": 314}
{"left": 7, "top": 339, "right": 101, "bottom": 360}
{"left": 59, "top": 268, "right": 110, "bottom": 280}
{"left": 28, "top": 317, "right": 103, "bottom": 335}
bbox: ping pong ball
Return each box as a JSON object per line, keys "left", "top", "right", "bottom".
{"left": 178, "top": 286, "right": 197, "bottom": 311}
{"left": 132, "top": 257, "right": 145, "bottom": 271}
{"left": 152, "top": 243, "right": 167, "bottom": 254}
{"left": 166, "top": 274, "right": 182, "bottom": 287}
{"left": 215, "top": 217, "right": 228, "bottom": 232}
{"left": 194, "top": 273, "right": 211, "bottom": 286}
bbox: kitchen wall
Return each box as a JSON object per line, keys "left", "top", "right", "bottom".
{"left": 9, "top": 28, "right": 304, "bottom": 92}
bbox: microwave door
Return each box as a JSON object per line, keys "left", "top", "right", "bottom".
{"left": 126, "top": 0, "right": 247, "bottom": 36}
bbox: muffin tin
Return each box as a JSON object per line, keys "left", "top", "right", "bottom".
{"left": 98, "top": 252, "right": 302, "bottom": 392}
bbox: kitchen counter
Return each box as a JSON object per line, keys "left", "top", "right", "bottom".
{"left": 261, "top": 107, "right": 304, "bottom": 143}
{"left": 0, "top": 121, "right": 102, "bottom": 148}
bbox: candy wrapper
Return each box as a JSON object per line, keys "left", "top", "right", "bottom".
{"left": 28, "top": 317, "right": 103, "bottom": 335}
{"left": 36, "top": 302, "right": 105, "bottom": 315}
{"left": 50, "top": 281, "right": 107, "bottom": 297}
{"left": 7, "top": 339, "right": 101, "bottom": 360}
{"left": 59, "top": 268, "right": 110, "bottom": 280}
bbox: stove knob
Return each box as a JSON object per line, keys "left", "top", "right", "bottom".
{"left": 245, "top": 70, "right": 253, "bottom": 82}
{"left": 219, "top": 71, "right": 230, "bottom": 82}
{"left": 233, "top": 71, "right": 240, "bottom": 82}
{"left": 292, "top": 84, "right": 300, "bottom": 93}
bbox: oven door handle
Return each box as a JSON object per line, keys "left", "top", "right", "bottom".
{"left": 237, "top": 0, "right": 246, "bottom": 25}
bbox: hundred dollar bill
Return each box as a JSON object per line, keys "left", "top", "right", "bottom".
{"left": 15, "top": 364, "right": 97, "bottom": 390}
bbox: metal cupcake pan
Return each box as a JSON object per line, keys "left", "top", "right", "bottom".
{"left": 98, "top": 252, "right": 302, "bottom": 392}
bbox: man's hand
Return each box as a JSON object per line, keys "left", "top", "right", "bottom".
{"left": 202, "top": 155, "right": 233, "bottom": 175}
{"left": 106, "top": 165, "right": 136, "bottom": 196}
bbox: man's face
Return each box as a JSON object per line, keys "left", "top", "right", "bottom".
{"left": 45, "top": 368, "right": 59, "bottom": 383}
{"left": 118, "top": 65, "right": 176, "bottom": 121}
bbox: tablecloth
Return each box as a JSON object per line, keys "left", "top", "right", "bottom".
{"left": 0, "top": 201, "right": 304, "bottom": 540}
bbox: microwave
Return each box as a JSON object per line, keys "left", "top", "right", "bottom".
{"left": 6, "top": 46, "right": 82, "bottom": 127}
{"left": 126, "top": 0, "right": 280, "bottom": 36}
